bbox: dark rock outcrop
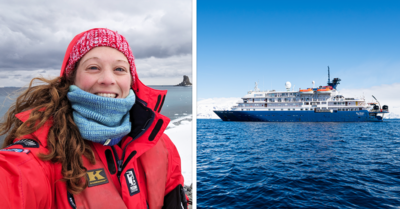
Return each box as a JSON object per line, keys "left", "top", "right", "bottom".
{"left": 176, "top": 75, "right": 192, "bottom": 86}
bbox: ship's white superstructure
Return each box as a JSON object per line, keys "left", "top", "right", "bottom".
{"left": 231, "top": 86, "right": 371, "bottom": 112}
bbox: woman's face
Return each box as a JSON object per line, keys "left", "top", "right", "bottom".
{"left": 74, "top": 47, "right": 132, "bottom": 98}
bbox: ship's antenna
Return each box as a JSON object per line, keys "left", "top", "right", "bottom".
{"left": 328, "top": 66, "right": 330, "bottom": 84}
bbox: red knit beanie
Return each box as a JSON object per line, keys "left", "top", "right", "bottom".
{"left": 60, "top": 28, "right": 136, "bottom": 85}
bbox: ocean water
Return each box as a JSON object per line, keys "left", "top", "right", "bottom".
{"left": 149, "top": 85, "right": 192, "bottom": 120}
{"left": 197, "top": 119, "right": 400, "bottom": 208}
{"left": 0, "top": 85, "right": 192, "bottom": 145}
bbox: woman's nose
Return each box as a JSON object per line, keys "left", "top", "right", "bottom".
{"left": 98, "top": 68, "right": 116, "bottom": 85}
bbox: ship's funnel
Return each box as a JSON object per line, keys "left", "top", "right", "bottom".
{"left": 327, "top": 67, "right": 341, "bottom": 89}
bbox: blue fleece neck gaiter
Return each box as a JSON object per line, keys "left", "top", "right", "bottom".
{"left": 67, "top": 85, "right": 135, "bottom": 146}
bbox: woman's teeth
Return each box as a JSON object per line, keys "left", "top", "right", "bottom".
{"left": 96, "top": 93, "right": 117, "bottom": 98}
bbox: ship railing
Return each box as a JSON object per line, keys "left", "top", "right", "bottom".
{"left": 266, "top": 106, "right": 303, "bottom": 108}
{"left": 369, "top": 109, "right": 389, "bottom": 113}
{"left": 315, "top": 109, "right": 333, "bottom": 113}
{"left": 331, "top": 98, "right": 363, "bottom": 101}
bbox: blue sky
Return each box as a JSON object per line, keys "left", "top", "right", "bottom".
{"left": 198, "top": 0, "right": 400, "bottom": 99}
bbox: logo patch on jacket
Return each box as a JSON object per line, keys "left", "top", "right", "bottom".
{"left": 125, "top": 169, "right": 140, "bottom": 196}
{"left": 86, "top": 168, "right": 109, "bottom": 187}
{"left": 0, "top": 148, "right": 30, "bottom": 154}
{"left": 8, "top": 139, "right": 39, "bottom": 148}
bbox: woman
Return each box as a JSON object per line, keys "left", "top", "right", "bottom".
{"left": 0, "top": 28, "right": 187, "bottom": 209}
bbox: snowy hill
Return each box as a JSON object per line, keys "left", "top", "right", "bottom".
{"left": 197, "top": 97, "right": 240, "bottom": 119}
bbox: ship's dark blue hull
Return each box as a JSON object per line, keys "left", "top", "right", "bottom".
{"left": 213, "top": 110, "right": 383, "bottom": 122}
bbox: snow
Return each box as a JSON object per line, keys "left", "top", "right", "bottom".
{"left": 197, "top": 97, "right": 241, "bottom": 119}
{"left": 165, "top": 115, "right": 192, "bottom": 186}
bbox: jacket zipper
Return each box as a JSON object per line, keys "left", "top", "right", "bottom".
{"left": 116, "top": 116, "right": 153, "bottom": 180}
{"left": 111, "top": 146, "right": 123, "bottom": 180}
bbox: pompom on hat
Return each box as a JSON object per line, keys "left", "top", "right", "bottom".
{"left": 60, "top": 28, "right": 137, "bottom": 86}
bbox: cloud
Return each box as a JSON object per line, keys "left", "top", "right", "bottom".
{"left": 334, "top": 83, "right": 400, "bottom": 116}
{"left": 136, "top": 54, "right": 192, "bottom": 78}
{"left": 340, "top": 83, "right": 400, "bottom": 108}
{"left": 0, "top": 69, "right": 60, "bottom": 87}
{"left": 0, "top": 0, "right": 192, "bottom": 84}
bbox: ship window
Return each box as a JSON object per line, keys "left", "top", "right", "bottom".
{"left": 300, "top": 108, "right": 303, "bottom": 111}
{"left": 281, "top": 109, "right": 284, "bottom": 111}
{"left": 305, "top": 108, "right": 308, "bottom": 110}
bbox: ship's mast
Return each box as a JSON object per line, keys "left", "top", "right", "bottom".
{"left": 328, "top": 66, "right": 330, "bottom": 84}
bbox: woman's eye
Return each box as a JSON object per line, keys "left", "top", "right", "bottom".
{"left": 88, "top": 66, "right": 98, "bottom": 70}
{"left": 115, "top": 68, "right": 126, "bottom": 72}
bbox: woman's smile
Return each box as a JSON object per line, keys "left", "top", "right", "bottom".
{"left": 95, "top": 92, "right": 118, "bottom": 98}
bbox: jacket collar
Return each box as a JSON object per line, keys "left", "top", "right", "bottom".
{"left": 132, "top": 76, "right": 167, "bottom": 114}
{"left": 15, "top": 109, "right": 52, "bottom": 148}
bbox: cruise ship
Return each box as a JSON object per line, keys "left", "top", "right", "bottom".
{"left": 214, "top": 69, "right": 389, "bottom": 122}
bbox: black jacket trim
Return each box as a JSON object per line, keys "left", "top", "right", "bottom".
{"left": 6, "top": 139, "right": 39, "bottom": 148}
{"left": 154, "top": 95, "right": 161, "bottom": 111}
{"left": 158, "top": 95, "right": 166, "bottom": 113}
{"left": 148, "top": 119, "right": 163, "bottom": 141}
{"left": 67, "top": 191, "right": 76, "bottom": 209}
{"left": 105, "top": 149, "right": 116, "bottom": 174}
{"left": 162, "top": 184, "right": 187, "bottom": 209}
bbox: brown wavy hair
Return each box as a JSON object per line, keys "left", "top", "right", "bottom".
{"left": 0, "top": 71, "right": 95, "bottom": 194}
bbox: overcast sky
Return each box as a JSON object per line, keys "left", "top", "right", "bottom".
{"left": 0, "top": 0, "right": 192, "bottom": 87}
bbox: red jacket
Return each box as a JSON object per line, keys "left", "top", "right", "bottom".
{"left": 0, "top": 81, "right": 187, "bottom": 209}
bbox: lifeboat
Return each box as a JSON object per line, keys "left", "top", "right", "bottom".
{"left": 317, "top": 86, "right": 332, "bottom": 94}
{"left": 299, "top": 88, "right": 314, "bottom": 94}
